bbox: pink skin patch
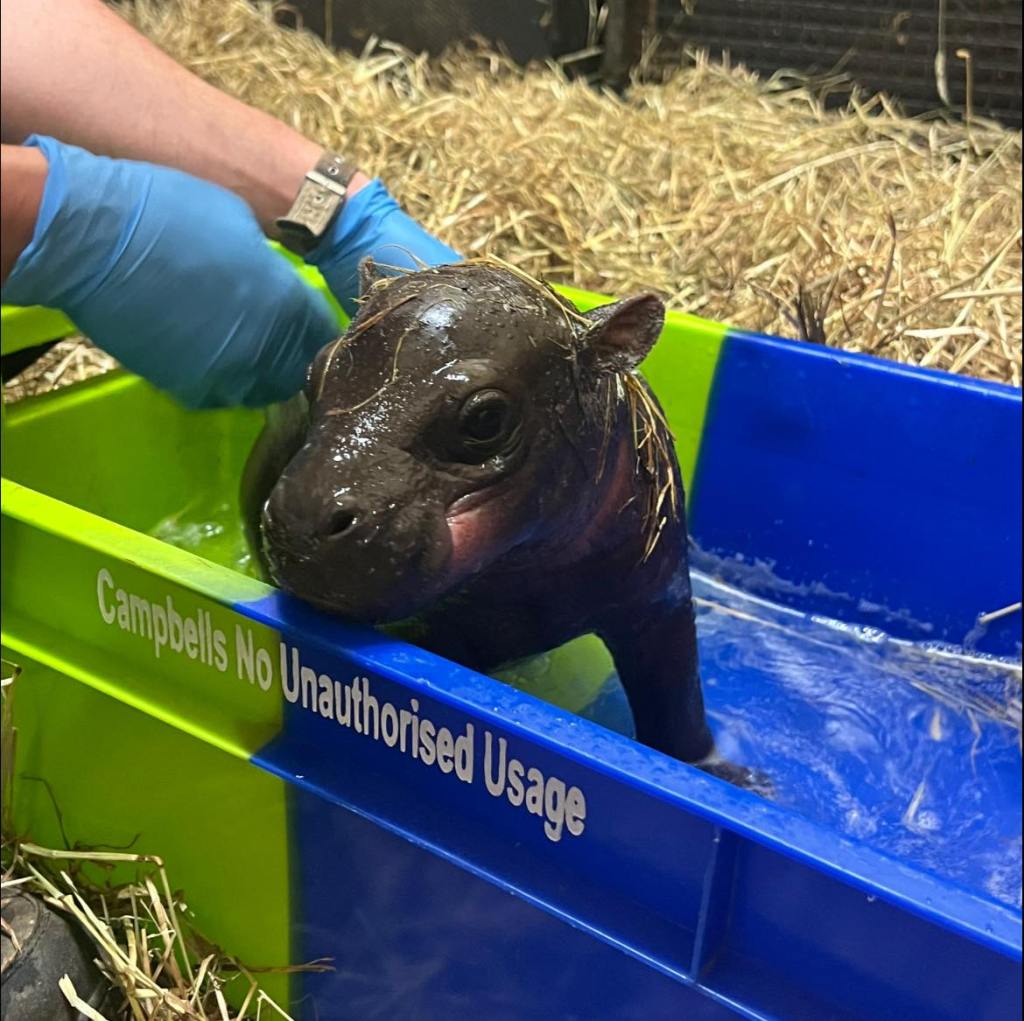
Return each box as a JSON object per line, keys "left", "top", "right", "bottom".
{"left": 444, "top": 490, "right": 516, "bottom": 577}
{"left": 442, "top": 434, "right": 637, "bottom": 582}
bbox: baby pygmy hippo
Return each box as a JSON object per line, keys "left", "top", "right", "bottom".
{"left": 242, "top": 260, "right": 766, "bottom": 793}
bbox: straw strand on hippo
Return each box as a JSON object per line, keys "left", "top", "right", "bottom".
{"left": 242, "top": 258, "right": 767, "bottom": 793}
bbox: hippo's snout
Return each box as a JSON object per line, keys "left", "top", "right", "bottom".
{"left": 260, "top": 475, "right": 455, "bottom": 624}
{"left": 263, "top": 486, "right": 369, "bottom": 552}
{"left": 262, "top": 485, "right": 376, "bottom": 571}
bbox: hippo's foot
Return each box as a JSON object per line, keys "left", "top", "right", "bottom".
{"left": 1, "top": 889, "right": 118, "bottom": 1021}
{"left": 695, "top": 754, "right": 775, "bottom": 799}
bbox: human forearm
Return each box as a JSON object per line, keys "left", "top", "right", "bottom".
{"left": 0, "top": 0, "right": 367, "bottom": 234}
{"left": 0, "top": 143, "right": 47, "bottom": 282}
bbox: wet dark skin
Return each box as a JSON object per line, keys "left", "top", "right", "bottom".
{"left": 242, "top": 262, "right": 768, "bottom": 792}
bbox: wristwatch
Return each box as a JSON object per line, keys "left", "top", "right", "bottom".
{"left": 275, "top": 152, "right": 359, "bottom": 256}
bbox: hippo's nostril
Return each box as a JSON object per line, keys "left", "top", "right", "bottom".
{"left": 324, "top": 507, "right": 358, "bottom": 539}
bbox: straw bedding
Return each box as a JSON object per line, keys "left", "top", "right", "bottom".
{"left": 3, "top": 0, "right": 1021, "bottom": 399}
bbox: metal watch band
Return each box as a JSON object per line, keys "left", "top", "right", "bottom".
{"left": 275, "top": 152, "right": 358, "bottom": 255}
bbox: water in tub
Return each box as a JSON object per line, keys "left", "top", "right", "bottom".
{"left": 151, "top": 498, "right": 1022, "bottom": 911}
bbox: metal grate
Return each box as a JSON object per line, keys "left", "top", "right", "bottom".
{"left": 654, "top": 0, "right": 1022, "bottom": 127}
{"left": 655, "top": 0, "right": 1024, "bottom": 127}
{"left": 273, "top": 1, "right": 1021, "bottom": 125}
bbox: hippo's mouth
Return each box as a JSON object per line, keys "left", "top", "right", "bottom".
{"left": 443, "top": 479, "right": 522, "bottom": 578}
{"left": 445, "top": 485, "right": 502, "bottom": 519}
{"left": 261, "top": 478, "right": 521, "bottom": 625}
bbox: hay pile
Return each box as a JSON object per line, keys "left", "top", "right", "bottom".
{"left": 128, "top": 0, "right": 1021, "bottom": 383}
{"left": 4, "top": 0, "right": 1022, "bottom": 397}
{"left": 2, "top": 338, "right": 117, "bottom": 404}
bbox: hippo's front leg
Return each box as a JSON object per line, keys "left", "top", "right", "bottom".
{"left": 598, "top": 602, "right": 712, "bottom": 762}
{"left": 599, "top": 603, "right": 772, "bottom": 795}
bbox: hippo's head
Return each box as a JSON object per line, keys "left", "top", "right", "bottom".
{"left": 260, "top": 260, "right": 664, "bottom": 623}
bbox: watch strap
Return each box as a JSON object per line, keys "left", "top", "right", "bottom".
{"left": 275, "top": 152, "right": 358, "bottom": 255}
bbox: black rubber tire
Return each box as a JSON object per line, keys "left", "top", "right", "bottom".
{"left": 1, "top": 889, "right": 119, "bottom": 1021}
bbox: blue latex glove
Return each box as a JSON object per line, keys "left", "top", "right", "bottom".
{"left": 2, "top": 135, "right": 339, "bottom": 409}
{"left": 307, "top": 178, "right": 461, "bottom": 318}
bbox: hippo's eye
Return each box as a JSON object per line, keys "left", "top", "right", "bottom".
{"left": 458, "top": 390, "right": 514, "bottom": 448}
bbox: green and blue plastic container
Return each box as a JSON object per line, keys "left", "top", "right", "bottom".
{"left": 2, "top": 261, "right": 1020, "bottom": 1020}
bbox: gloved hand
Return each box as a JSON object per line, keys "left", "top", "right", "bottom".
{"left": 306, "top": 178, "right": 461, "bottom": 318}
{"left": 1, "top": 135, "right": 340, "bottom": 409}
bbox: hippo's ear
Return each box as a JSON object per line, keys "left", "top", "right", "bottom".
{"left": 580, "top": 294, "right": 665, "bottom": 373}
{"left": 358, "top": 257, "right": 388, "bottom": 296}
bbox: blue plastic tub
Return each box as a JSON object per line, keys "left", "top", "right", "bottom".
{"left": 2, "top": 291, "right": 1021, "bottom": 1020}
